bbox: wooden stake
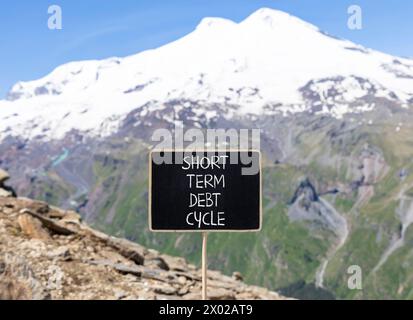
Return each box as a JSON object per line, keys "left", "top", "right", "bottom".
{"left": 202, "top": 232, "right": 208, "bottom": 300}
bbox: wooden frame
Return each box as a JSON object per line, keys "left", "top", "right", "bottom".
{"left": 148, "top": 149, "right": 262, "bottom": 233}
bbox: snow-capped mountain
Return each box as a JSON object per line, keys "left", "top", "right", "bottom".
{"left": 1, "top": 8, "right": 413, "bottom": 141}
{"left": 3, "top": 8, "right": 413, "bottom": 300}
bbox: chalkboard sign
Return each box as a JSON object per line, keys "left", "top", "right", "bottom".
{"left": 149, "top": 150, "right": 261, "bottom": 232}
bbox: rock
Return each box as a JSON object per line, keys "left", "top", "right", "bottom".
{"left": 177, "top": 276, "right": 187, "bottom": 285}
{"left": 1, "top": 185, "right": 17, "bottom": 198}
{"left": 108, "top": 238, "right": 146, "bottom": 266}
{"left": 160, "top": 255, "right": 188, "bottom": 272}
{"left": 20, "top": 209, "right": 76, "bottom": 235}
{"left": 235, "top": 292, "right": 255, "bottom": 300}
{"left": 18, "top": 198, "right": 49, "bottom": 214}
{"left": 151, "top": 283, "right": 178, "bottom": 295}
{"left": 0, "top": 188, "right": 12, "bottom": 198}
{"left": 88, "top": 259, "right": 143, "bottom": 277}
{"left": 208, "top": 279, "right": 238, "bottom": 291}
{"left": 48, "top": 207, "right": 67, "bottom": 219}
{"left": 0, "top": 279, "right": 31, "bottom": 300}
{"left": 17, "top": 214, "right": 51, "bottom": 240}
{"left": 113, "top": 289, "right": 128, "bottom": 300}
{"left": 0, "top": 169, "right": 15, "bottom": 198}
{"left": 207, "top": 288, "right": 236, "bottom": 300}
{"left": 62, "top": 211, "right": 82, "bottom": 223}
{"left": 178, "top": 285, "right": 190, "bottom": 295}
{"left": 0, "top": 195, "right": 288, "bottom": 300}
{"left": 99, "top": 249, "right": 129, "bottom": 264}
{"left": 144, "top": 257, "right": 169, "bottom": 271}
{"left": 46, "top": 265, "right": 65, "bottom": 291}
{"left": 155, "top": 294, "right": 182, "bottom": 300}
{"left": 47, "top": 246, "right": 71, "bottom": 261}
{"left": 182, "top": 292, "right": 201, "bottom": 300}
{"left": 0, "top": 255, "right": 51, "bottom": 300}
{"left": 0, "top": 169, "right": 10, "bottom": 184}
{"left": 232, "top": 271, "right": 243, "bottom": 281}
{"left": 82, "top": 226, "right": 145, "bottom": 265}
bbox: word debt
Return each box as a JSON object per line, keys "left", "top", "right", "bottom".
{"left": 189, "top": 192, "right": 221, "bottom": 207}
{"left": 186, "top": 210, "right": 225, "bottom": 228}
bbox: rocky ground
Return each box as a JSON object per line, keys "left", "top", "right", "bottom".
{"left": 0, "top": 169, "right": 286, "bottom": 300}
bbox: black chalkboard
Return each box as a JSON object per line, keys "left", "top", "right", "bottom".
{"left": 149, "top": 150, "right": 261, "bottom": 232}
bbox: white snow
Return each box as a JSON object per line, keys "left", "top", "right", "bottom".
{"left": 1, "top": 7, "right": 413, "bottom": 141}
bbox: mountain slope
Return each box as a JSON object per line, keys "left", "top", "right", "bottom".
{"left": 0, "top": 187, "right": 286, "bottom": 300}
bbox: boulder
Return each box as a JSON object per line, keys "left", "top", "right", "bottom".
{"left": 232, "top": 271, "right": 243, "bottom": 281}
{"left": 0, "top": 185, "right": 16, "bottom": 198}
{"left": 0, "top": 189, "right": 12, "bottom": 198}
{"left": 207, "top": 288, "right": 236, "bottom": 300}
{"left": 61, "top": 211, "right": 82, "bottom": 223}
{"left": 144, "top": 256, "right": 169, "bottom": 271}
{"left": 0, "top": 169, "right": 9, "bottom": 184}
{"left": 47, "top": 246, "right": 71, "bottom": 261}
{"left": 17, "top": 213, "right": 51, "bottom": 240}
{"left": 20, "top": 209, "right": 76, "bottom": 235}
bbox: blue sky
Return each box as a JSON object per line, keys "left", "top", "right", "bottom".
{"left": 0, "top": 0, "right": 412, "bottom": 98}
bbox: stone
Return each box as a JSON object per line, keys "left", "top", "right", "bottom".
{"left": 46, "top": 265, "right": 65, "bottom": 291}
{"left": 160, "top": 255, "right": 187, "bottom": 272}
{"left": 82, "top": 226, "right": 145, "bottom": 265}
{"left": 235, "top": 292, "right": 255, "bottom": 300}
{"left": 18, "top": 198, "right": 49, "bottom": 214}
{"left": 208, "top": 279, "right": 238, "bottom": 290}
{"left": 177, "top": 276, "right": 187, "bottom": 285}
{"left": 0, "top": 189, "right": 12, "bottom": 198}
{"left": 47, "top": 246, "right": 71, "bottom": 260}
{"left": 0, "top": 169, "right": 10, "bottom": 184}
{"left": 0, "top": 195, "right": 288, "bottom": 300}
{"left": 20, "top": 209, "right": 76, "bottom": 235}
{"left": 178, "top": 286, "right": 190, "bottom": 295}
{"left": 0, "top": 279, "right": 31, "bottom": 300}
{"left": 113, "top": 289, "right": 128, "bottom": 300}
{"left": 207, "top": 288, "right": 235, "bottom": 300}
{"left": 155, "top": 294, "right": 182, "bottom": 300}
{"left": 48, "top": 207, "right": 67, "bottom": 219}
{"left": 182, "top": 292, "right": 201, "bottom": 300}
{"left": 88, "top": 259, "right": 143, "bottom": 277}
{"left": 17, "top": 213, "right": 51, "bottom": 240}
{"left": 144, "top": 257, "right": 169, "bottom": 271}
{"left": 100, "top": 249, "right": 128, "bottom": 264}
{"left": 62, "top": 211, "right": 82, "bottom": 223}
{"left": 232, "top": 271, "right": 243, "bottom": 281}
{"left": 0, "top": 254, "right": 51, "bottom": 300}
{"left": 109, "top": 238, "right": 146, "bottom": 266}
{"left": 151, "top": 283, "right": 178, "bottom": 295}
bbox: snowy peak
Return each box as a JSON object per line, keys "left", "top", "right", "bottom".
{"left": 7, "top": 58, "right": 122, "bottom": 101}
{"left": 195, "top": 17, "right": 236, "bottom": 31}
{"left": 1, "top": 8, "right": 413, "bottom": 141}
{"left": 241, "top": 7, "right": 319, "bottom": 32}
